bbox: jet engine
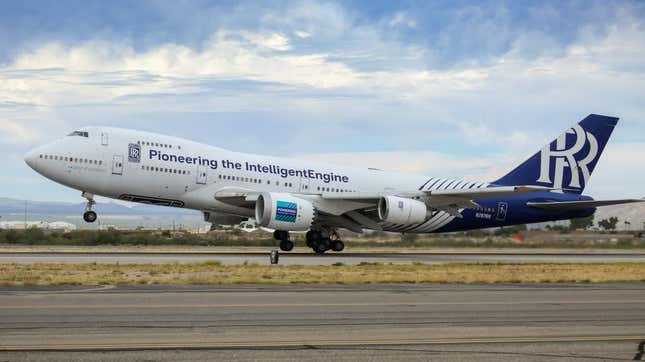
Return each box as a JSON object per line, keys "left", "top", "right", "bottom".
{"left": 255, "top": 192, "right": 316, "bottom": 231}
{"left": 378, "top": 196, "right": 428, "bottom": 224}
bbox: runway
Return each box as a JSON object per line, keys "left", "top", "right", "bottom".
{"left": 1, "top": 283, "right": 644, "bottom": 361}
{"left": 1, "top": 250, "right": 645, "bottom": 265}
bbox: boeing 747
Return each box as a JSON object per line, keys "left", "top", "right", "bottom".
{"left": 24, "top": 115, "right": 643, "bottom": 253}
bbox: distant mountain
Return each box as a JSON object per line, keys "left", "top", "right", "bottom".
{"left": 0, "top": 198, "right": 198, "bottom": 216}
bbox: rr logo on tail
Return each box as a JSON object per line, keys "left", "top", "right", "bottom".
{"left": 537, "top": 125, "right": 598, "bottom": 190}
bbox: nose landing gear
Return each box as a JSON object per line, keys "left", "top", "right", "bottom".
{"left": 83, "top": 210, "right": 97, "bottom": 223}
{"left": 82, "top": 192, "right": 97, "bottom": 223}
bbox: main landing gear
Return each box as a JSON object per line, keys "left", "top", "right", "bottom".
{"left": 306, "top": 229, "right": 344, "bottom": 254}
{"left": 273, "top": 229, "right": 345, "bottom": 254}
{"left": 82, "top": 192, "right": 97, "bottom": 223}
{"left": 274, "top": 230, "right": 294, "bottom": 252}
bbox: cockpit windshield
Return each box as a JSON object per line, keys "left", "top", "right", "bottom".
{"left": 68, "top": 131, "right": 89, "bottom": 137}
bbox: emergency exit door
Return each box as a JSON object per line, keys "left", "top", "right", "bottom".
{"left": 196, "top": 165, "right": 207, "bottom": 184}
{"left": 112, "top": 155, "right": 124, "bottom": 175}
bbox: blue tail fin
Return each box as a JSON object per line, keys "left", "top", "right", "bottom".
{"left": 493, "top": 114, "right": 619, "bottom": 194}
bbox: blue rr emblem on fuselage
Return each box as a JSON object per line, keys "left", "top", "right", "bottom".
{"left": 275, "top": 201, "right": 298, "bottom": 223}
{"left": 128, "top": 143, "right": 141, "bottom": 163}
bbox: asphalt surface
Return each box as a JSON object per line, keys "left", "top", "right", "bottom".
{"left": 1, "top": 283, "right": 644, "bottom": 361}
{"left": 1, "top": 251, "right": 645, "bottom": 265}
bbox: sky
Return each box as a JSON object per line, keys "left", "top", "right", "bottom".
{"left": 1, "top": 0, "right": 645, "bottom": 203}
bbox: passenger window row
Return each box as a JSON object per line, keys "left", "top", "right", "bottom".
{"left": 142, "top": 165, "right": 190, "bottom": 175}
{"left": 137, "top": 141, "right": 181, "bottom": 149}
{"left": 317, "top": 186, "right": 355, "bottom": 193}
{"left": 218, "top": 175, "right": 295, "bottom": 188}
{"left": 40, "top": 154, "right": 102, "bottom": 165}
{"left": 219, "top": 175, "right": 263, "bottom": 184}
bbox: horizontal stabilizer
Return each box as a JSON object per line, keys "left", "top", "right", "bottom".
{"left": 526, "top": 199, "right": 645, "bottom": 211}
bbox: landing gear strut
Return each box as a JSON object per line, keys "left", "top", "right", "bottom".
{"left": 306, "top": 229, "right": 344, "bottom": 254}
{"left": 82, "top": 192, "right": 97, "bottom": 223}
{"left": 274, "top": 230, "right": 294, "bottom": 252}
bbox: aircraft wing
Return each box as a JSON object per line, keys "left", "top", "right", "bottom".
{"left": 321, "top": 185, "right": 554, "bottom": 218}
{"left": 208, "top": 185, "right": 559, "bottom": 230}
{"left": 417, "top": 185, "right": 553, "bottom": 216}
{"left": 526, "top": 199, "right": 645, "bottom": 211}
{"left": 321, "top": 185, "right": 552, "bottom": 202}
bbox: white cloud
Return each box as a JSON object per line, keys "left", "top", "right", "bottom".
{"left": 294, "top": 30, "right": 312, "bottom": 39}
{"left": 584, "top": 143, "right": 645, "bottom": 199}
{"left": 237, "top": 32, "right": 292, "bottom": 51}
{"left": 295, "top": 150, "right": 511, "bottom": 182}
{"left": 0, "top": 120, "right": 45, "bottom": 144}
{"left": 388, "top": 12, "right": 417, "bottom": 28}
{"left": 4, "top": 11, "right": 643, "bottom": 116}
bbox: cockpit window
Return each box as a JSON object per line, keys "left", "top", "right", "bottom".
{"left": 68, "top": 131, "right": 89, "bottom": 137}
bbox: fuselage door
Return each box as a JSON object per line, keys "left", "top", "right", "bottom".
{"left": 299, "top": 176, "right": 310, "bottom": 193}
{"left": 101, "top": 132, "right": 109, "bottom": 146}
{"left": 196, "top": 165, "right": 207, "bottom": 185}
{"left": 112, "top": 155, "right": 124, "bottom": 175}
{"left": 496, "top": 202, "right": 508, "bottom": 221}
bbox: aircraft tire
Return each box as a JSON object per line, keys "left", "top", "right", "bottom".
{"left": 273, "top": 230, "right": 289, "bottom": 241}
{"left": 312, "top": 245, "right": 326, "bottom": 254}
{"left": 319, "top": 238, "right": 331, "bottom": 251}
{"left": 306, "top": 230, "right": 321, "bottom": 248}
{"left": 83, "top": 211, "right": 97, "bottom": 223}
{"left": 279, "top": 239, "right": 294, "bottom": 252}
{"left": 331, "top": 240, "right": 345, "bottom": 252}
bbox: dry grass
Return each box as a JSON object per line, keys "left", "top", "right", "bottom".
{"left": 1, "top": 262, "right": 645, "bottom": 286}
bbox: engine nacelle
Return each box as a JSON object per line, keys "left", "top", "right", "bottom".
{"left": 378, "top": 196, "right": 428, "bottom": 224}
{"left": 255, "top": 192, "right": 316, "bottom": 231}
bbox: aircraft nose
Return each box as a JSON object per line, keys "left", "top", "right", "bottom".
{"left": 24, "top": 148, "right": 40, "bottom": 170}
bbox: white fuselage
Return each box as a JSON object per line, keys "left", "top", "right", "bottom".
{"left": 24, "top": 126, "right": 486, "bottom": 231}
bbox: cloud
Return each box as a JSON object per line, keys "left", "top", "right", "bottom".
{"left": 296, "top": 151, "right": 496, "bottom": 178}
{"left": 388, "top": 12, "right": 417, "bottom": 29}
{"left": 294, "top": 30, "right": 311, "bottom": 39}
{"left": 0, "top": 120, "right": 45, "bottom": 144}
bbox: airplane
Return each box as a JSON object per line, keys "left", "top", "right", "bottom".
{"left": 24, "top": 114, "right": 643, "bottom": 253}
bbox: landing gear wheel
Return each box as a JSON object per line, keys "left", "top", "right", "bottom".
{"left": 312, "top": 238, "right": 331, "bottom": 254}
{"left": 83, "top": 211, "right": 97, "bottom": 223}
{"left": 279, "top": 239, "right": 294, "bottom": 252}
{"left": 81, "top": 192, "right": 97, "bottom": 224}
{"left": 331, "top": 240, "right": 345, "bottom": 252}
{"left": 305, "top": 230, "right": 322, "bottom": 248}
{"left": 273, "top": 230, "right": 289, "bottom": 241}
